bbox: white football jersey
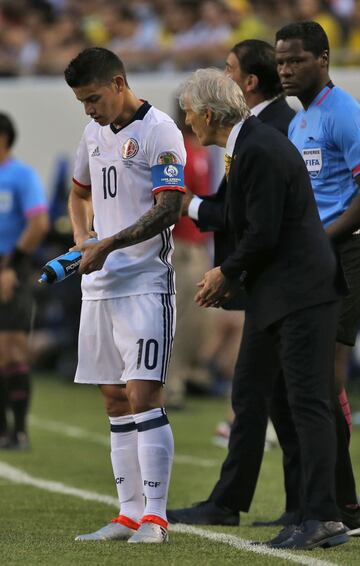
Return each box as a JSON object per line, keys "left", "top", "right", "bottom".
{"left": 73, "top": 102, "right": 186, "bottom": 299}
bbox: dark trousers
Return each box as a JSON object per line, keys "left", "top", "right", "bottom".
{"left": 210, "top": 302, "right": 342, "bottom": 520}
{"left": 270, "top": 374, "right": 300, "bottom": 513}
{"left": 210, "top": 313, "right": 279, "bottom": 512}
{"left": 334, "top": 393, "right": 358, "bottom": 508}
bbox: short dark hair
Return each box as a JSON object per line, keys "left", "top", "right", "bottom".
{"left": 231, "top": 39, "right": 282, "bottom": 98}
{"left": 275, "top": 21, "right": 329, "bottom": 57}
{"left": 64, "top": 47, "right": 129, "bottom": 88}
{"left": 0, "top": 112, "right": 16, "bottom": 148}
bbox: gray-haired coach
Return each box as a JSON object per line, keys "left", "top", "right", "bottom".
{"left": 177, "top": 68, "right": 348, "bottom": 551}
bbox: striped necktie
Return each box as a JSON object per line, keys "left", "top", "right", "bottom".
{"left": 224, "top": 153, "right": 232, "bottom": 179}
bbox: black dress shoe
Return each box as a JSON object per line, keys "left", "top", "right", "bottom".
{"left": 341, "top": 505, "right": 360, "bottom": 530}
{"left": 251, "top": 524, "right": 298, "bottom": 546}
{"left": 252, "top": 511, "right": 299, "bottom": 527}
{"left": 167, "top": 500, "right": 239, "bottom": 526}
{"left": 269, "top": 519, "right": 349, "bottom": 550}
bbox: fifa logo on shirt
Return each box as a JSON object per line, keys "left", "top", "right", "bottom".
{"left": 144, "top": 480, "right": 161, "bottom": 488}
{"left": 0, "top": 191, "right": 13, "bottom": 213}
{"left": 302, "top": 148, "right": 322, "bottom": 178}
{"left": 164, "top": 164, "right": 178, "bottom": 178}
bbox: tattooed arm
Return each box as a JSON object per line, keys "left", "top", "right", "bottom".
{"left": 78, "top": 190, "right": 183, "bottom": 274}
{"left": 113, "top": 190, "right": 183, "bottom": 249}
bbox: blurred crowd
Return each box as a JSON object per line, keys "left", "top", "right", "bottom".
{"left": 2, "top": 0, "right": 360, "bottom": 76}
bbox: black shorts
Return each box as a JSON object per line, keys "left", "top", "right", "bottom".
{"left": 0, "top": 282, "right": 34, "bottom": 332}
{"left": 336, "top": 234, "right": 360, "bottom": 346}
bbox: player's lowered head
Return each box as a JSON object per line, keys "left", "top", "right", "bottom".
{"left": 275, "top": 21, "right": 330, "bottom": 109}
{"left": 64, "top": 47, "right": 142, "bottom": 128}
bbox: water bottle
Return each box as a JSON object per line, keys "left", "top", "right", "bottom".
{"left": 38, "top": 238, "right": 97, "bottom": 284}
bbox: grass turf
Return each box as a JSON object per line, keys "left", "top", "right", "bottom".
{"left": 0, "top": 373, "right": 359, "bottom": 565}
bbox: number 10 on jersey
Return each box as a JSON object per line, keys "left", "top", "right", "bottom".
{"left": 102, "top": 166, "right": 117, "bottom": 199}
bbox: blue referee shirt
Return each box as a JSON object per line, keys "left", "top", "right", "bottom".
{"left": 288, "top": 84, "right": 360, "bottom": 227}
{"left": 0, "top": 158, "right": 48, "bottom": 254}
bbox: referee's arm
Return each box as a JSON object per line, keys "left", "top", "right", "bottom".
{"left": 326, "top": 176, "right": 360, "bottom": 241}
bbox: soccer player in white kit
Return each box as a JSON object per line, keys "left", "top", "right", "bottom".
{"left": 64, "top": 48, "right": 186, "bottom": 543}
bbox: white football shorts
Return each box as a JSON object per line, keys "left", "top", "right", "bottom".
{"left": 75, "top": 293, "right": 176, "bottom": 385}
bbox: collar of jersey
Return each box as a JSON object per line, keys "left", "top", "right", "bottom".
{"left": 110, "top": 100, "right": 151, "bottom": 134}
{"left": 309, "top": 81, "right": 334, "bottom": 109}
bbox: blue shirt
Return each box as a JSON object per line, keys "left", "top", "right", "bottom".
{"left": 288, "top": 84, "right": 360, "bottom": 226}
{"left": 0, "top": 157, "right": 48, "bottom": 254}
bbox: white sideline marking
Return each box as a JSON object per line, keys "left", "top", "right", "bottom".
{"left": 30, "top": 416, "right": 109, "bottom": 446}
{"left": 172, "top": 525, "right": 339, "bottom": 566}
{"left": 29, "top": 415, "right": 217, "bottom": 468}
{"left": 0, "top": 461, "right": 118, "bottom": 507}
{"left": 0, "top": 461, "right": 338, "bottom": 566}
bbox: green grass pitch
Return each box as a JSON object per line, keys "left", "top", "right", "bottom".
{"left": 0, "top": 374, "right": 359, "bottom": 565}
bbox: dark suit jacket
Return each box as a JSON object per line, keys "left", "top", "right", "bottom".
{"left": 196, "top": 96, "right": 295, "bottom": 309}
{"left": 221, "top": 116, "right": 343, "bottom": 329}
{"left": 255, "top": 95, "right": 295, "bottom": 136}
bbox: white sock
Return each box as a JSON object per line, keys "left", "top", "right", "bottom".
{"left": 134, "top": 408, "right": 174, "bottom": 523}
{"left": 109, "top": 415, "right": 144, "bottom": 523}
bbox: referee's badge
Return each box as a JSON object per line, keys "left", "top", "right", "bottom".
{"left": 302, "top": 147, "right": 322, "bottom": 178}
{"left": 122, "top": 138, "right": 139, "bottom": 160}
{"left": 0, "top": 191, "right": 13, "bottom": 213}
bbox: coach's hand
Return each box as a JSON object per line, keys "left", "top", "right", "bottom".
{"left": 195, "top": 266, "right": 231, "bottom": 308}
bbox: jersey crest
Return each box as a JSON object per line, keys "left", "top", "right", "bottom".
{"left": 122, "top": 138, "right": 139, "bottom": 160}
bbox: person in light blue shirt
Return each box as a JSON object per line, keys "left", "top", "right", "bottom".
{"left": 288, "top": 83, "right": 360, "bottom": 229}
{"left": 274, "top": 20, "right": 360, "bottom": 538}
{"left": 0, "top": 113, "right": 49, "bottom": 450}
{"left": 0, "top": 156, "right": 48, "bottom": 255}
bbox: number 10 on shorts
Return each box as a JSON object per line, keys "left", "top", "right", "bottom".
{"left": 136, "top": 338, "right": 159, "bottom": 370}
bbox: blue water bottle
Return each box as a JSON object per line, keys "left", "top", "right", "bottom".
{"left": 38, "top": 239, "right": 97, "bottom": 284}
